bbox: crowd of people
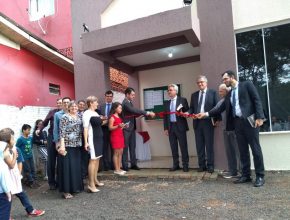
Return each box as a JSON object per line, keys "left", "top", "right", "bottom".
{"left": 0, "top": 86, "right": 157, "bottom": 219}
{"left": 0, "top": 70, "right": 267, "bottom": 219}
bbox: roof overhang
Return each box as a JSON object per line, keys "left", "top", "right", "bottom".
{"left": 82, "top": 5, "right": 200, "bottom": 73}
{"left": 0, "top": 14, "right": 74, "bottom": 73}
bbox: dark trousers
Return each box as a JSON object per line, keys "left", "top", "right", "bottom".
{"left": 15, "top": 191, "right": 34, "bottom": 214}
{"left": 223, "top": 130, "right": 240, "bottom": 175}
{"left": 234, "top": 118, "right": 265, "bottom": 178}
{"left": 23, "top": 157, "right": 36, "bottom": 183}
{"left": 101, "top": 127, "right": 113, "bottom": 170}
{"left": 169, "top": 123, "right": 189, "bottom": 167}
{"left": 81, "top": 147, "right": 89, "bottom": 178}
{"left": 122, "top": 130, "right": 137, "bottom": 168}
{"left": 47, "top": 133, "right": 58, "bottom": 186}
{"left": 194, "top": 119, "right": 214, "bottom": 169}
{"left": 0, "top": 193, "right": 11, "bottom": 220}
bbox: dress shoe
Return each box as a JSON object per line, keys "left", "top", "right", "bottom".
{"left": 233, "top": 176, "right": 252, "bottom": 184}
{"left": 254, "top": 177, "right": 265, "bottom": 187}
{"left": 197, "top": 167, "right": 207, "bottom": 172}
{"left": 87, "top": 185, "right": 100, "bottom": 193}
{"left": 95, "top": 181, "right": 104, "bottom": 187}
{"left": 131, "top": 165, "right": 141, "bottom": 170}
{"left": 183, "top": 166, "right": 189, "bottom": 172}
{"left": 207, "top": 168, "right": 214, "bottom": 174}
{"left": 169, "top": 166, "right": 180, "bottom": 171}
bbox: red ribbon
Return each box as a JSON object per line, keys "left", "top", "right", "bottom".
{"left": 124, "top": 111, "right": 198, "bottom": 119}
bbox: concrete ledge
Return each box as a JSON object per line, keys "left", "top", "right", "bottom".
{"left": 98, "top": 169, "right": 218, "bottom": 181}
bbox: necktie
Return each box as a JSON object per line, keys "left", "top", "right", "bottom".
{"left": 106, "top": 103, "right": 110, "bottom": 117}
{"left": 170, "top": 99, "right": 176, "bottom": 122}
{"left": 232, "top": 89, "right": 236, "bottom": 117}
{"left": 197, "top": 91, "right": 204, "bottom": 113}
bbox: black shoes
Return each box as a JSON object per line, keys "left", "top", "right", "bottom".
{"left": 183, "top": 166, "right": 189, "bottom": 172}
{"left": 169, "top": 166, "right": 180, "bottom": 172}
{"left": 254, "top": 177, "right": 265, "bottom": 187}
{"left": 233, "top": 176, "right": 252, "bottom": 184}
{"left": 207, "top": 167, "right": 214, "bottom": 173}
{"left": 131, "top": 165, "right": 140, "bottom": 170}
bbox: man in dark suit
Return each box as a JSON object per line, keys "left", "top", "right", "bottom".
{"left": 163, "top": 84, "right": 190, "bottom": 172}
{"left": 188, "top": 75, "right": 221, "bottom": 173}
{"left": 198, "top": 70, "right": 265, "bottom": 187}
{"left": 122, "top": 87, "right": 155, "bottom": 171}
{"left": 99, "top": 90, "right": 114, "bottom": 171}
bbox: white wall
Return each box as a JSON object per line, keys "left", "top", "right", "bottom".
{"left": 138, "top": 62, "right": 201, "bottom": 157}
{"left": 101, "top": 0, "right": 184, "bottom": 28}
{"left": 259, "top": 133, "right": 290, "bottom": 170}
{"left": 0, "top": 105, "right": 51, "bottom": 139}
{"left": 232, "top": 0, "right": 290, "bottom": 31}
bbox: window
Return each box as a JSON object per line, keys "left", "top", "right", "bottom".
{"left": 49, "top": 83, "right": 60, "bottom": 95}
{"left": 236, "top": 23, "right": 290, "bottom": 132}
{"left": 29, "top": 0, "right": 55, "bottom": 21}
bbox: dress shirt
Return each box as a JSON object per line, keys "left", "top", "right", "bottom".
{"left": 53, "top": 110, "right": 65, "bottom": 142}
{"left": 170, "top": 96, "right": 177, "bottom": 122}
{"left": 231, "top": 83, "right": 242, "bottom": 117}
{"left": 105, "top": 103, "right": 112, "bottom": 117}
{"left": 198, "top": 89, "right": 207, "bottom": 113}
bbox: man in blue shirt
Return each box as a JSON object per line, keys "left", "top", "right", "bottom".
{"left": 53, "top": 97, "right": 71, "bottom": 144}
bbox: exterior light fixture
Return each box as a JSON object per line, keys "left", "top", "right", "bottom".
{"left": 183, "top": 0, "right": 192, "bottom": 6}
{"left": 168, "top": 52, "right": 173, "bottom": 58}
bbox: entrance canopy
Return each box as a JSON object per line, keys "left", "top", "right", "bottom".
{"left": 82, "top": 6, "right": 200, "bottom": 73}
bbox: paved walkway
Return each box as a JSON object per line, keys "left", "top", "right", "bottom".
{"left": 10, "top": 170, "right": 290, "bottom": 220}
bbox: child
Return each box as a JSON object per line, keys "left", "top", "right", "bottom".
{"left": 0, "top": 141, "right": 12, "bottom": 220}
{"left": 0, "top": 128, "right": 45, "bottom": 218}
{"left": 16, "top": 124, "right": 37, "bottom": 187}
{"left": 108, "top": 102, "right": 127, "bottom": 175}
{"left": 32, "top": 119, "right": 48, "bottom": 179}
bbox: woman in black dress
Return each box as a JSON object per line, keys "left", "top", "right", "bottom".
{"left": 58, "top": 101, "right": 84, "bottom": 199}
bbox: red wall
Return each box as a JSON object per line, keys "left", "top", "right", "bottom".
{"left": 0, "top": 0, "right": 72, "bottom": 50}
{"left": 0, "top": 45, "right": 75, "bottom": 107}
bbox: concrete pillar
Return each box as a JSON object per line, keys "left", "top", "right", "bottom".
{"left": 197, "top": 0, "right": 237, "bottom": 169}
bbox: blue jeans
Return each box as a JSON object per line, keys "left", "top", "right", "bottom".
{"left": 15, "top": 191, "right": 34, "bottom": 214}
{"left": 23, "top": 157, "right": 36, "bottom": 183}
{"left": 0, "top": 193, "right": 12, "bottom": 220}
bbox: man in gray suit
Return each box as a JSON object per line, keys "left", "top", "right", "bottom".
{"left": 163, "top": 84, "right": 190, "bottom": 172}
{"left": 99, "top": 90, "right": 114, "bottom": 171}
{"left": 122, "top": 87, "right": 155, "bottom": 171}
{"left": 187, "top": 75, "right": 221, "bottom": 173}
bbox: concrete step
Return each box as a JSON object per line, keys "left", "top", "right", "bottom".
{"left": 98, "top": 169, "right": 218, "bottom": 180}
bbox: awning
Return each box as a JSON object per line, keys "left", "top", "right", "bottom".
{"left": 82, "top": 5, "right": 200, "bottom": 73}
{"left": 0, "top": 13, "right": 74, "bottom": 73}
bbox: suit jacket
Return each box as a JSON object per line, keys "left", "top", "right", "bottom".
{"left": 122, "top": 98, "right": 147, "bottom": 131}
{"left": 189, "top": 89, "right": 221, "bottom": 129}
{"left": 209, "top": 81, "right": 265, "bottom": 129}
{"left": 99, "top": 103, "right": 112, "bottom": 127}
{"left": 163, "top": 96, "right": 189, "bottom": 132}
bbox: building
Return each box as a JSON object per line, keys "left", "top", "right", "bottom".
{"left": 0, "top": 0, "right": 74, "bottom": 137}
{"left": 0, "top": 0, "right": 74, "bottom": 107}
{"left": 78, "top": 0, "right": 289, "bottom": 170}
